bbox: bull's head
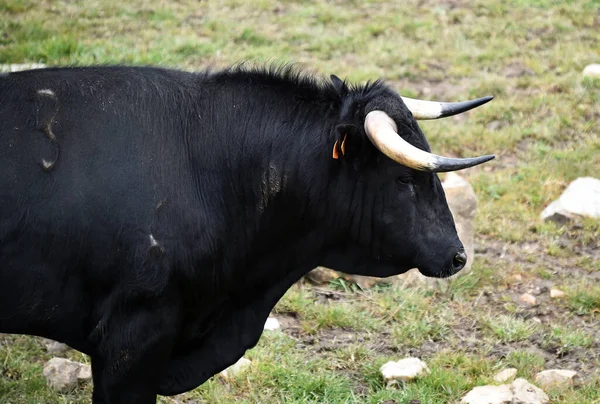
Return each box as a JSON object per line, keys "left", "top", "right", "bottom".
{"left": 324, "top": 75, "right": 494, "bottom": 279}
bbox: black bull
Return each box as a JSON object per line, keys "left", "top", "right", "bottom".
{"left": 0, "top": 65, "right": 493, "bottom": 403}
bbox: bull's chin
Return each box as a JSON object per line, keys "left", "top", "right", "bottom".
{"left": 417, "top": 265, "right": 462, "bottom": 278}
{"left": 321, "top": 251, "right": 414, "bottom": 278}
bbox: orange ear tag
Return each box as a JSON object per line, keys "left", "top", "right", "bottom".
{"left": 332, "top": 134, "right": 347, "bottom": 159}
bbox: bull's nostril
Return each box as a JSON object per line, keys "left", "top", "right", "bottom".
{"left": 452, "top": 250, "right": 467, "bottom": 271}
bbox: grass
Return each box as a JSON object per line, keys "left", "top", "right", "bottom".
{"left": 565, "top": 282, "right": 600, "bottom": 315}
{"left": 1, "top": 0, "right": 600, "bottom": 403}
{"left": 485, "top": 315, "right": 539, "bottom": 343}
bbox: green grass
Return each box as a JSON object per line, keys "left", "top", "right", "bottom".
{"left": 544, "top": 326, "right": 595, "bottom": 350}
{"left": 504, "top": 349, "right": 547, "bottom": 379}
{"left": 565, "top": 282, "right": 600, "bottom": 315}
{"left": 1, "top": 0, "right": 599, "bottom": 403}
{"left": 484, "top": 315, "right": 540, "bottom": 343}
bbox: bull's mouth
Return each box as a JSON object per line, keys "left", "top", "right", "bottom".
{"left": 415, "top": 247, "right": 467, "bottom": 278}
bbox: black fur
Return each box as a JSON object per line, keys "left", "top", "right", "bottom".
{"left": 0, "top": 64, "right": 463, "bottom": 403}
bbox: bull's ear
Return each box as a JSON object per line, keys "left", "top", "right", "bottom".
{"left": 332, "top": 124, "right": 362, "bottom": 160}
{"left": 330, "top": 74, "right": 348, "bottom": 96}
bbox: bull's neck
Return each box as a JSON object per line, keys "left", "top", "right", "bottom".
{"left": 228, "top": 113, "right": 336, "bottom": 276}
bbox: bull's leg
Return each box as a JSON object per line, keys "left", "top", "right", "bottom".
{"left": 91, "top": 301, "right": 179, "bottom": 404}
{"left": 91, "top": 356, "right": 107, "bottom": 403}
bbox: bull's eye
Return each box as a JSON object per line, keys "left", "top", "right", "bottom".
{"left": 396, "top": 176, "right": 415, "bottom": 196}
{"left": 396, "top": 176, "right": 412, "bottom": 185}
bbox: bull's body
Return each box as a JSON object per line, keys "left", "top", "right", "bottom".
{"left": 0, "top": 65, "right": 490, "bottom": 403}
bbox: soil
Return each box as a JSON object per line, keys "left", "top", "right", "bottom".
{"left": 277, "top": 232, "right": 600, "bottom": 388}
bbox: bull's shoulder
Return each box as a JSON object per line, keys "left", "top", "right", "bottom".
{"left": 157, "top": 266, "right": 307, "bottom": 395}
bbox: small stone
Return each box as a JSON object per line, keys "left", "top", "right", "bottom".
{"left": 219, "top": 357, "right": 251, "bottom": 379}
{"left": 589, "top": 271, "right": 600, "bottom": 281}
{"left": 493, "top": 368, "right": 517, "bottom": 383}
{"left": 341, "top": 274, "right": 381, "bottom": 289}
{"left": 512, "top": 274, "right": 523, "bottom": 282}
{"left": 305, "top": 266, "right": 339, "bottom": 284}
{"left": 519, "top": 293, "right": 537, "bottom": 306}
{"left": 264, "top": 317, "right": 280, "bottom": 331}
{"left": 42, "top": 358, "right": 91, "bottom": 392}
{"left": 583, "top": 64, "right": 600, "bottom": 77}
{"left": 486, "top": 120, "right": 504, "bottom": 131}
{"left": 534, "top": 369, "right": 578, "bottom": 390}
{"left": 537, "top": 280, "right": 553, "bottom": 294}
{"left": 550, "top": 289, "right": 566, "bottom": 298}
{"left": 380, "top": 357, "right": 430, "bottom": 382}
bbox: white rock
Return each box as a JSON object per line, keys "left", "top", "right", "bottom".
{"left": 219, "top": 357, "right": 251, "bottom": 379}
{"left": 0, "top": 63, "right": 46, "bottom": 73}
{"left": 264, "top": 317, "right": 280, "bottom": 331}
{"left": 380, "top": 357, "right": 430, "bottom": 382}
{"left": 583, "top": 64, "right": 600, "bottom": 77}
{"left": 550, "top": 289, "right": 566, "bottom": 298}
{"left": 534, "top": 369, "right": 577, "bottom": 389}
{"left": 461, "top": 384, "right": 514, "bottom": 404}
{"left": 461, "top": 378, "right": 549, "bottom": 404}
{"left": 493, "top": 368, "right": 518, "bottom": 383}
{"left": 541, "top": 177, "right": 600, "bottom": 223}
{"left": 42, "top": 357, "right": 91, "bottom": 392}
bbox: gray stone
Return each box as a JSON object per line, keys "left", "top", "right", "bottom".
{"left": 40, "top": 338, "right": 70, "bottom": 356}
{"left": 42, "top": 357, "right": 91, "bottom": 392}
{"left": 534, "top": 369, "right": 577, "bottom": 390}
{"left": 511, "top": 378, "right": 549, "bottom": 403}
{"left": 541, "top": 177, "right": 600, "bottom": 223}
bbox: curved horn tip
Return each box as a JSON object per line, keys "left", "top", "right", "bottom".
{"left": 439, "top": 95, "right": 495, "bottom": 118}
{"left": 432, "top": 154, "right": 495, "bottom": 173}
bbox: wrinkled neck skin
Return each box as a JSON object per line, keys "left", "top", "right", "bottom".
{"left": 219, "top": 117, "right": 341, "bottom": 290}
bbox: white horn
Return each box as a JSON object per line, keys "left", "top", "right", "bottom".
{"left": 364, "top": 111, "right": 494, "bottom": 172}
